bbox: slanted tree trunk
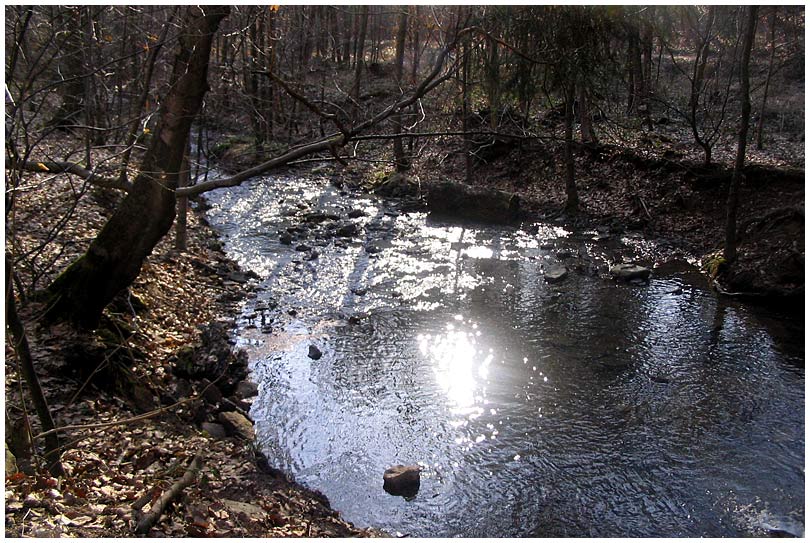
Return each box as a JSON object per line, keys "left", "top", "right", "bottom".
{"left": 724, "top": 6, "right": 758, "bottom": 265}
{"left": 42, "top": 6, "right": 229, "bottom": 331}
{"left": 6, "top": 256, "right": 64, "bottom": 477}
{"left": 392, "top": 7, "right": 409, "bottom": 171}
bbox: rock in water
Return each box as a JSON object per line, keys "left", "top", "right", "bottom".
{"left": 544, "top": 265, "right": 568, "bottom": 284}
{"left": 336, "top": 223, "right": 359, "bottom": 238}
{"left": 610, "top": 263, "right": 651, "bottom": 281}
{"left": 425, "top": 181, "right": 520, "bottom": 224}
{"left": 308, "top": 345, "right": 323, "bottom": 360}
{"left": 383, "top": 465, "right": 421, "bottom": 498}
{"left": 374, "top": 172, "right": 419, "bottom": 198}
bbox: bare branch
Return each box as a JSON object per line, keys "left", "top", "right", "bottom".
{"left": 258, "top": 70, "right": 350, "bottom": 136}
{"left": 7, "top": 159, "right": 132, "bottom": 192}
{"left": 134, "top": 453, "right": 203, "bottom": 535}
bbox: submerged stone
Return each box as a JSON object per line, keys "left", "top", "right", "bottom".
{"left": 336, "top": 223, "right": 359, "bottom": 238}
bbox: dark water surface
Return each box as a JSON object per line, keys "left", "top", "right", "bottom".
{"left": 204, "top": 173, "right": 804, "bottom": 538}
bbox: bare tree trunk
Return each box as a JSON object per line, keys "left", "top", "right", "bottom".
{"left": 626, "top": 16, "right": 643, "bottom": 115}
{"left": 577, "top": 83, "right": 597, "bottom": 144}
{"left": 392, "top": 7, "right": 409, "bottom": 171}
{"left": 485, "top": 37, "right": 500, "bottom": 130}
{"left": 724, "top": 6, "right": 758, "bottom": 265}
{"left": 350, "top": 6, "right": 369, "bottom": 101}
{"left": 43, "top": 6, "right": 229, "bottom": 331}
{"left": 563, "top": 83, "right": 579, "bottom": 212}
{"left": 461, "top": 37, "right": 473, "bottom": 184}
{"left": 175, "top": 139, "right": 191, "bottom": 252}
{"left": 341, "top": 7, "right": 352, "bottom": 65}
{"left": 117, "top": 9, "right": 175, "bottom": 184}
{"left": 410, "top": 6, "right": 421, "bottom": 85}
{"left": 689, "top": 7, "right": 716, "bottom": 166}
{"left": 756, "top": 7, "right": 778, "bottom": 150}
{"left": 407, "top": 6, "right": 421, "bottom": 158}
{"left": 49, "top": 7, "right": 86, "bottom": 130}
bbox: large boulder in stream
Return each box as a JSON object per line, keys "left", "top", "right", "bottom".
{"left": 425, "top": 181, "right": 520, "bottom": 224}
{"left": 383, "top": 464, "right": 421, "bottom": 498}
{"left": 610, "top": 263, "right": 651, "bottom": 282}
{"left": 374, "top": 172, "right": 420, "bottom": 198}
{"left": 218, "top": 411, "right": 255, "bottom": 441}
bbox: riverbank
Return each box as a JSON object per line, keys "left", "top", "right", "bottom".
{"left": 5, "top": 170, "right": 379, "bottom": 537}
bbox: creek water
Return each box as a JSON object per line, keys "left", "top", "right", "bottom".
{"left": 203, "top": 172, "right": 804, "bottom": 537}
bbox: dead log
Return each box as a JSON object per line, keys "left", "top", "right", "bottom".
{"left": 134, "top": 453, "right": 203, "bottom": 535}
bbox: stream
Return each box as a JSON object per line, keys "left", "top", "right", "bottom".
{"left": 203, "top": 170, "right": 804, "bottom": 538}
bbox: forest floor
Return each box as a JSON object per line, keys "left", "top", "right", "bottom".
{"left": 5, "top": 163, "right": 382, "bottom": 537}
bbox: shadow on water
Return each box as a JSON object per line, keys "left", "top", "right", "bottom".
{"left": 204, "top": 172, "right": 805, "bottom": 538}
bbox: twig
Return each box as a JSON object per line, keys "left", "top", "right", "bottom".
{"left": 638, "top": 196, "right": 652, "bottom": 220}
{"left": 257, "top": 70, "right": 349, "bottom": 136}
{"left": 134, "top": 453, "right": 203, "bottom": 535}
